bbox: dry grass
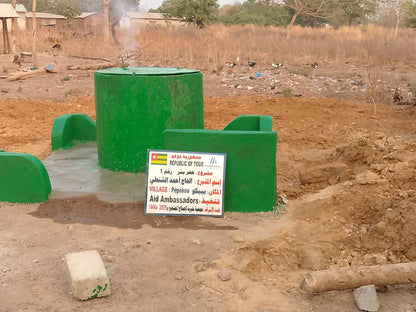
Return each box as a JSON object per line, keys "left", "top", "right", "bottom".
{"left": 10, "top": 24, "right": 416, "bottom": 68}
{"left": 133, "top": 24, "right": 416, "bottom": 69}
{"left": 14, "top": 29, "right": 119, "bottom": 58}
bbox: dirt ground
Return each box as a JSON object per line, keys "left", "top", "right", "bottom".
{"left": 1, "top": 52, "right": 416, "bottom": 312}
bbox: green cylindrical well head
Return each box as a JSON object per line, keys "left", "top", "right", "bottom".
{"left": 94, "top": 67, "right": 204, "bottom": 173}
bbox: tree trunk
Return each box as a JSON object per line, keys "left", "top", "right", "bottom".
{"left": 301, "top": 262, "right": 416, "bottom": 293}
{"left": 11, "top": 0, "right": 17, "bottom": 54}
{"left": 32, "top": 0, "right": 37, "bottom": 65}
{"left": 286, "top": 12, "right": 299, "bottom": 39}
{"left": 103, "top": 0, "right": 111, "bottom": 42}
{"left": 394, "top": 11, "right": 400, "bottom": 40}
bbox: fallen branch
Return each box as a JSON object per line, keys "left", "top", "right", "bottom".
{"left": 201, "top": 282, "right": 226, "bottom": 294}
{"left": 67, "top": 61, "right": 119, "bottom": 71}
{"left": 300, "top": 262, "right": 416, "bottom": 293}
{"left": 7, "top": 65, "right": 57, "bottom": 81}
{"left": 68, "top": 55, "right": 112, "bottom": 62}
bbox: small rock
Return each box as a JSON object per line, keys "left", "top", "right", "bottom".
{"left": 175, "top": 275, "right": 183, "bottom": 280}
{"left": 374, "top": 254, "right": 388, "bottom": 265}
{"left": 1, "top": 89, "right": 8, "bottom": 93}
{"left": 356, "top": 171, "right": 381, "bottom": 185}
{"left": 336, "top": 259, "right": 350, "bottom": 267}
{"left": 192, "top": 239, "right": 202, "bottom": 245}
{"left": 353, "top": 285, "right": 380, "bottom": 312}
{"left": 233, "top": 236, "right": 244, "bottom": 243}
{"left": 217, "top": 269, "right": 231, "bottom": 281}
{"left": 105, "top": 256, "right": 116, "bottom": 263}
{"left": 33, "top": 259, "right": 39, "bottom": 263}
{"left": 280, "top": 194, "right": 289, "bottom": 205}
{"left": 194, "top": 262, "right": 207, "bottom": 272}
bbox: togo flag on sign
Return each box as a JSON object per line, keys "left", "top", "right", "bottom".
{"left": 151, "top": 153, "right": 167, "bottom": 165}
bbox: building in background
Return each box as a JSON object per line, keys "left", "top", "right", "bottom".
{"left": 74, "top": 12, "right": 106, "bottom": 36}
{"left": 120, "top": 12, "right": 183, "bottom": 30}
{"left": 26, "top": 12, "right": 66, "bottom": 32}
{"left": 15, "top": 4, "right": 27, "bottom": 30}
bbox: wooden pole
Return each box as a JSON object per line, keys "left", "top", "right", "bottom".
{"left": 300, "top": 262, "right": 416, "bottom": 293}
{"left": 11, "top": 0, "right": 17, "bottom": 54}
{"left": 2, "top": 19, "right": 6, "bottom": 54}
{"left": 32, "top": 0, "right": 37, "bottom": 65}
{"left": 4, "top": 18, "right": 10, "bottom": 54}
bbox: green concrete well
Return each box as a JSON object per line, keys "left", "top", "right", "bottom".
{"left": 94, "top": 67, "right": 204, "bottom": 173}
{"left": 163, "top": 115, "right": 277, "bottom": 213}
{"left": 51, "top": 114, "right": 96, "bottom": 150}
{"left": 0, "top": 153, "right": 51, "bottom": 203}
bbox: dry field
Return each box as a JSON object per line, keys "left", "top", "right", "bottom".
{"left": 1, "top": 25, "right": 416, "bottom": 311}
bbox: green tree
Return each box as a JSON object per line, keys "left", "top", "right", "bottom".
{"left": 405, "top": 0, "right": 416, "bottom": 27}
{"left": 52, "top": 0, "right": 80, "bottom": 21}
{"left": 18, "top": 0, "right": 52, "bottom": 12}
{"left": 218, "top": 0, "right": 291, "bottom": 26}
{"left": 336, "top": 0, "right": 377, "bottom": 25}
{"left": 158, "top": 0, "right": 219, "bottom": 28}
{"left": 77, "top": 0, "right": 105, "bottom": 12}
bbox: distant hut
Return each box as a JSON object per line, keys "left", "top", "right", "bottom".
{"left": 74, "top": 12, "right": 106, "bottom": 36}
{"left": 26, "top": 12, "right": 66, "bottom": 32}
{"left": 0, "top": 3, "right": 19, "bottom": 54}
{"left": 120, "top": 12, "right": 183, "bottom": 30}
{"left": 15, "top": 4, "right": 27, "bottom": 31}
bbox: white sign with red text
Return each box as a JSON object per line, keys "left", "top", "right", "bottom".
{"left": 145, "top": 150, "right": 226, "bottom": 217}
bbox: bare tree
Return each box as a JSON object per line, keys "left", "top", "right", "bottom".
{"left": 376, "top": 0, "right": 407, "bottom": 39}
{"left": 266, "top": 0, "right": 337, "bottom": 36}
{"left": 391, "top": 0, "right": 405, "bottom": 39}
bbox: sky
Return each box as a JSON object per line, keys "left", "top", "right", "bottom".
{"left": 139, "top": 0, "right": 244, "bottom": 12}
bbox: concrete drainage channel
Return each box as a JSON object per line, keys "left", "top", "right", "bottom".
{"left": 43, "top": 142, "right": 146, "bottom": 203}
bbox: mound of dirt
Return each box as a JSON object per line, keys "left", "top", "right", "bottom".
{"left": 223, "top": 132, "right": 416, "bottom": 279}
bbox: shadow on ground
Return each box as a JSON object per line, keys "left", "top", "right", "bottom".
{"left": 30, "top": 194, "right": 238, "bottom": 230}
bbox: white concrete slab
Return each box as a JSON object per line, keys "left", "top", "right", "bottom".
{"left": 65, "top": 250, "right": 110, "bottom": 300}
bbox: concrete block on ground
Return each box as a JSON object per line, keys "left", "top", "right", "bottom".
{"left": 65, "top": 250, "right": 110, "bottom": 300}
{"left": 353, "top": 285, "right": 379, "bottom": 312}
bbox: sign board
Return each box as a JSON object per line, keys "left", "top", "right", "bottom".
{"left": 145, "top": 150, "right": 226, "bottom": 217}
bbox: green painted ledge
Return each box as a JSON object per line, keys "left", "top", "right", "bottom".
{"left": 223, "top": 115, "right": 273, "bottom": 132}
{"left": 51, "top": 114, "right": 96, "bottom": 150}
{"left": 163, "top": 117, "right": 277, "bottom": 213}
{"left": 0, "top": 153, "right": 51, "bottom": 203}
